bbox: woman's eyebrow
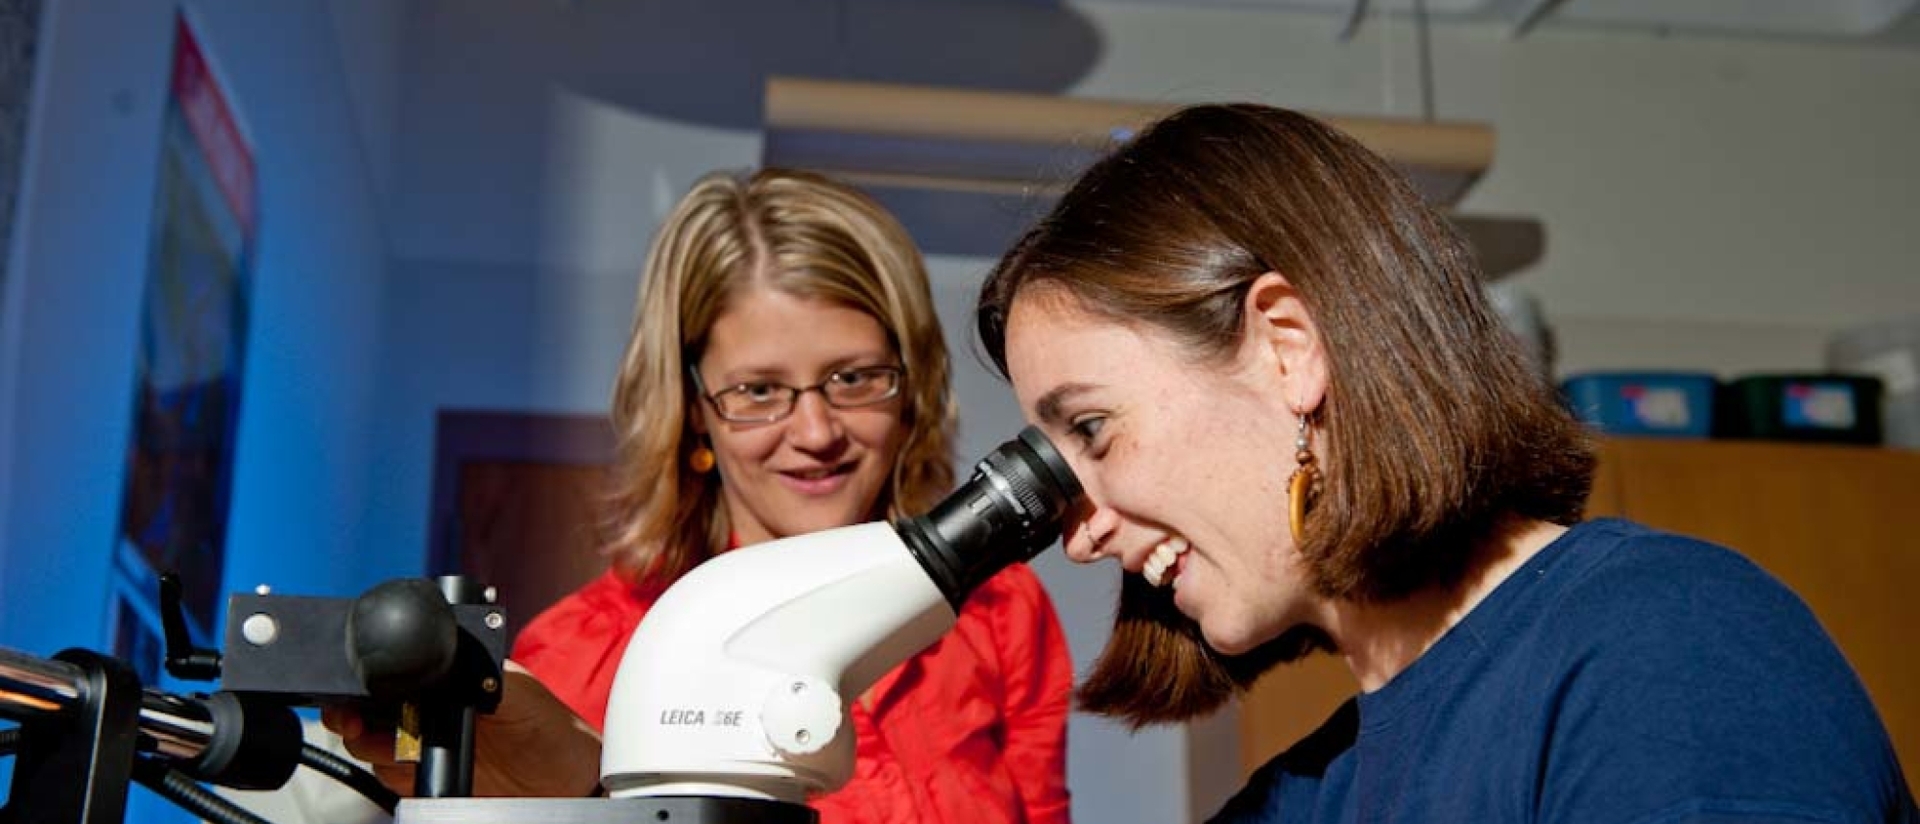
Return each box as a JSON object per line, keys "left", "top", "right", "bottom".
{"left": 716, "top": 352, "right": 894, "bottom": 382}
{"left": 1034, "top": 382, "right": 1097, "bottom": 427}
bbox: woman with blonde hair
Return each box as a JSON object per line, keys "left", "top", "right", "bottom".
{"left": 493, "top": 167, "right": 1069, "bottom": 822}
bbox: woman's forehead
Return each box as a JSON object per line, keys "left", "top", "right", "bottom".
{"left": 1005, "top": 297, "right": 1152, "bottom": 390}
{"left": 1005, "top": 285, "right": 1098, "bottom": 337}
{"left": 705, "top": 291, "right": 890, "bottom": 365}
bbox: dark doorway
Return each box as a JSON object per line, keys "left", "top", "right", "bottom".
{"left": 427, "top": 410, "right": 615, "bottom": 651}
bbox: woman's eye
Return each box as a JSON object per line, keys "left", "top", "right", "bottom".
{"left": 1069, "top": 416, "right": 1106, "bottom": 443}
{"left": 830, "top": 370, "right": 867, "bottom": 387}
{"left": 740, "top": 382, "right": 781, "bottom": 401}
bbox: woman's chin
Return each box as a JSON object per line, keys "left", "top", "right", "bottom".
{"left": 782, "top": 511, "right": 865, "bottom": 538}
{"left": 1198, "top": 623, "right": 1241, "bottom": 655}
{"left": 1199, "top": 615, "right": 1271, "bottom": 657}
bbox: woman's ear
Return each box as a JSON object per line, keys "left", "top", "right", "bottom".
{"left": 685, "top": 397, "right": 709, "bottom": 436}
{"left": 1244, "top": 271, "right": 1327, "bottom": 414}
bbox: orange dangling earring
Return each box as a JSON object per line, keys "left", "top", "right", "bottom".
{"left": 1287, "top": 412, "right": 1319, "bottom": 543}
{"left": 688, "top": 441, "right": 716, "bottom": 474}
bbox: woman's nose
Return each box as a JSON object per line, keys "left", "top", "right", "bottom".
{"left": 784, "top": 390, "right": 842, "bottom": 449}
{"left": 1062, "top": 504, "right": 1118, "bottom": 564}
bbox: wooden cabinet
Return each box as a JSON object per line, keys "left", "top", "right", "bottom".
{"left": 1583, "top": 437, "right": 1920, "bottom": 790}
{"left": 1199, "top": 438, "right": 1920, "bottom": 816}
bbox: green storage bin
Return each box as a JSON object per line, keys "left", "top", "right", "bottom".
{"left": 1716, "top": 374, "right": 1882, "bottom": 445}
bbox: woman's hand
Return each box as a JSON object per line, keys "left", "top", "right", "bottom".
{"left": 321, "top": 660, "right": 603, "bottom": 798}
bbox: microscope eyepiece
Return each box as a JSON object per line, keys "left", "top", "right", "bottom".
{"left": 897, "top": 426, "right": 1084, "bottom": 607}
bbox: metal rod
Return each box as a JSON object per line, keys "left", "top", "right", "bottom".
{"left": 1512, "top": 0, "right": 1574, "bottom": 38}
{"left": 2, "top": 645, "right": 217, "bottom": 761}
{"left": 416, "top": 705, "right": 477, "bottom": 798}
{"left": 137, "top": 692, "right": 218, "bottom": 761}
{"left": 1338, "top": 0, "right": 1372, "bottom": 41}
{"left": 6, "top": 648, "right": 142, "bottom": 824}
{"left": 2, "top": 645, "right": 84, "bottom": 712}
{"left": 416, "top": 575, "right": 485, "bottom": 798}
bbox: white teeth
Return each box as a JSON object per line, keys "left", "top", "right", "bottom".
{"left": 1142, "top": 537, "right": 1190, "bottom": 587}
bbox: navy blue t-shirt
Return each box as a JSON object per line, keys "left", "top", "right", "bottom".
{"left": 1211, "top": 518, "right": 1918, "bottom": 824}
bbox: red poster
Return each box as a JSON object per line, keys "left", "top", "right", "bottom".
{"left": 110, "top": 12, "right": 257, "bottom": 680}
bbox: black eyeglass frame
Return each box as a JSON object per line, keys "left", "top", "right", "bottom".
{"left": 688, "top": 364, "right": 906, "bottom": 424}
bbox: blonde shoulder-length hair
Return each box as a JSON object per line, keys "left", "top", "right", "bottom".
{"left": 604, "top": 168, "right": 956, "bottom": 584}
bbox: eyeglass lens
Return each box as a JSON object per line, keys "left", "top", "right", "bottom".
{"left": 710, "top": 367, "right": 900, "bottom": 421}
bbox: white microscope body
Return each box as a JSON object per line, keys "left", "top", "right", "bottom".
{"left": 392, "top": 426, "right": 1079, "bottom": 824}
{"left": 598, "top": 521, "right": 954, "bottom": 803}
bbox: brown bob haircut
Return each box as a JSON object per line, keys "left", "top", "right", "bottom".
{"left": 976, "top": 104, "right": 1595, "bottom": 725}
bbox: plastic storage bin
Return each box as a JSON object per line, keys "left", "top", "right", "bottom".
{"left": 1560, "top": 371, "right": 1718, "bottom": 438}
{"left": 1717, "top": 374, "right": 1883, "bottom": 445}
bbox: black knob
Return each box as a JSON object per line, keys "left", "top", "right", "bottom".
{"left": 346, "top": 579, "right": 458, "bottom": 700}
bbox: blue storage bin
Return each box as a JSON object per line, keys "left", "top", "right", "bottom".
{"left": 1560, "top": 371, "right": 1718, "bottom": 438}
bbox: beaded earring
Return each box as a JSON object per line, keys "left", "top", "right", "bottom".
{"left": 1287, "top": 413, "right": 1319, "bottom": 543}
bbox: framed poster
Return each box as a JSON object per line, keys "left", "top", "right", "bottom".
{"left": 109, "top": 11, "right": 257, "bottom": 680}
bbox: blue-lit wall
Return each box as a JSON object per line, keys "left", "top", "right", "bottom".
{"left": 0, "top": 3, "right": 394, "bottom": 817}
{"left": 0, "top": 0, "right": 390, "bottom": 661}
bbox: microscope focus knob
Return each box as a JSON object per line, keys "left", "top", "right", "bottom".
{"left": 761, "top": 676, "right": 843, "bottom": 756}
{"left": 347, "top": 578, "right": 459, "bottom": 700}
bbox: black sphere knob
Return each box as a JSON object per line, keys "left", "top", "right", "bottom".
{"left": 347, "top": 578, "right": 458, "bottom": 700}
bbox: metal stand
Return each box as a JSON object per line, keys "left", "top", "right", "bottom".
{"left": 413, "top": 576, "right": 490, "bottom": 799}
{"left": 1, "top": 649, "right": 142, "bottom": 824}
{"left": 2, "top": 573, "right": 508, "bottom": 824}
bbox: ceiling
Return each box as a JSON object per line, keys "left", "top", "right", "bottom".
{"left": 1067, "top": 0, "right": 1920, "bottom": 48}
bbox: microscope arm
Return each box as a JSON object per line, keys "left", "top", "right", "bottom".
{"left": 598, "top": 523, "right": 953, "bottom": 803}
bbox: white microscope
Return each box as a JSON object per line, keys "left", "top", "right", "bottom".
{"left": 392, "top": 425, "right": 1083, "bottom": 824}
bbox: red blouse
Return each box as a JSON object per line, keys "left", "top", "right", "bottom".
{"left": 512, "top": 562, "right": 1074, "bottom": 824}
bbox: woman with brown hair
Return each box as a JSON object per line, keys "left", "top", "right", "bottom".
{"left": 976, "top": 104, "right": 1915, "bottom": 823}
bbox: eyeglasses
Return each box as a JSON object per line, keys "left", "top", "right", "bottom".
{"left": 690, "top": 365, "right": 905, "bottom": 423}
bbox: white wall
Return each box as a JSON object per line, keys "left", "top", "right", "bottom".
{"left": 324, "top": 0, "right": 408, "bottom": 225}
{"left": 1074, "top": 4, "right": 1920, "bottom": 376}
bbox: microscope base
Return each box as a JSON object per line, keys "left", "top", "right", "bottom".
{"left": 393, "top": 796, "right": 817, "bottom": 823}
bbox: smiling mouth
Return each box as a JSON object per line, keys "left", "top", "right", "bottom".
{"left": 782, "top": 464, "right": 853, "bottom": 481}
{"left": 779, "top": 462, "right": 856, "bottom": 487}
{"left": 1143, "top": 537, "right": 1191, "bottom": 588}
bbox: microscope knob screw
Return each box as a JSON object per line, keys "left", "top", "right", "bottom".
{"left": 762, "top": 676, "right": 841, "bottom": 756}
{"left": 241, "top": 613, "right": 279, "bottom": 646}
